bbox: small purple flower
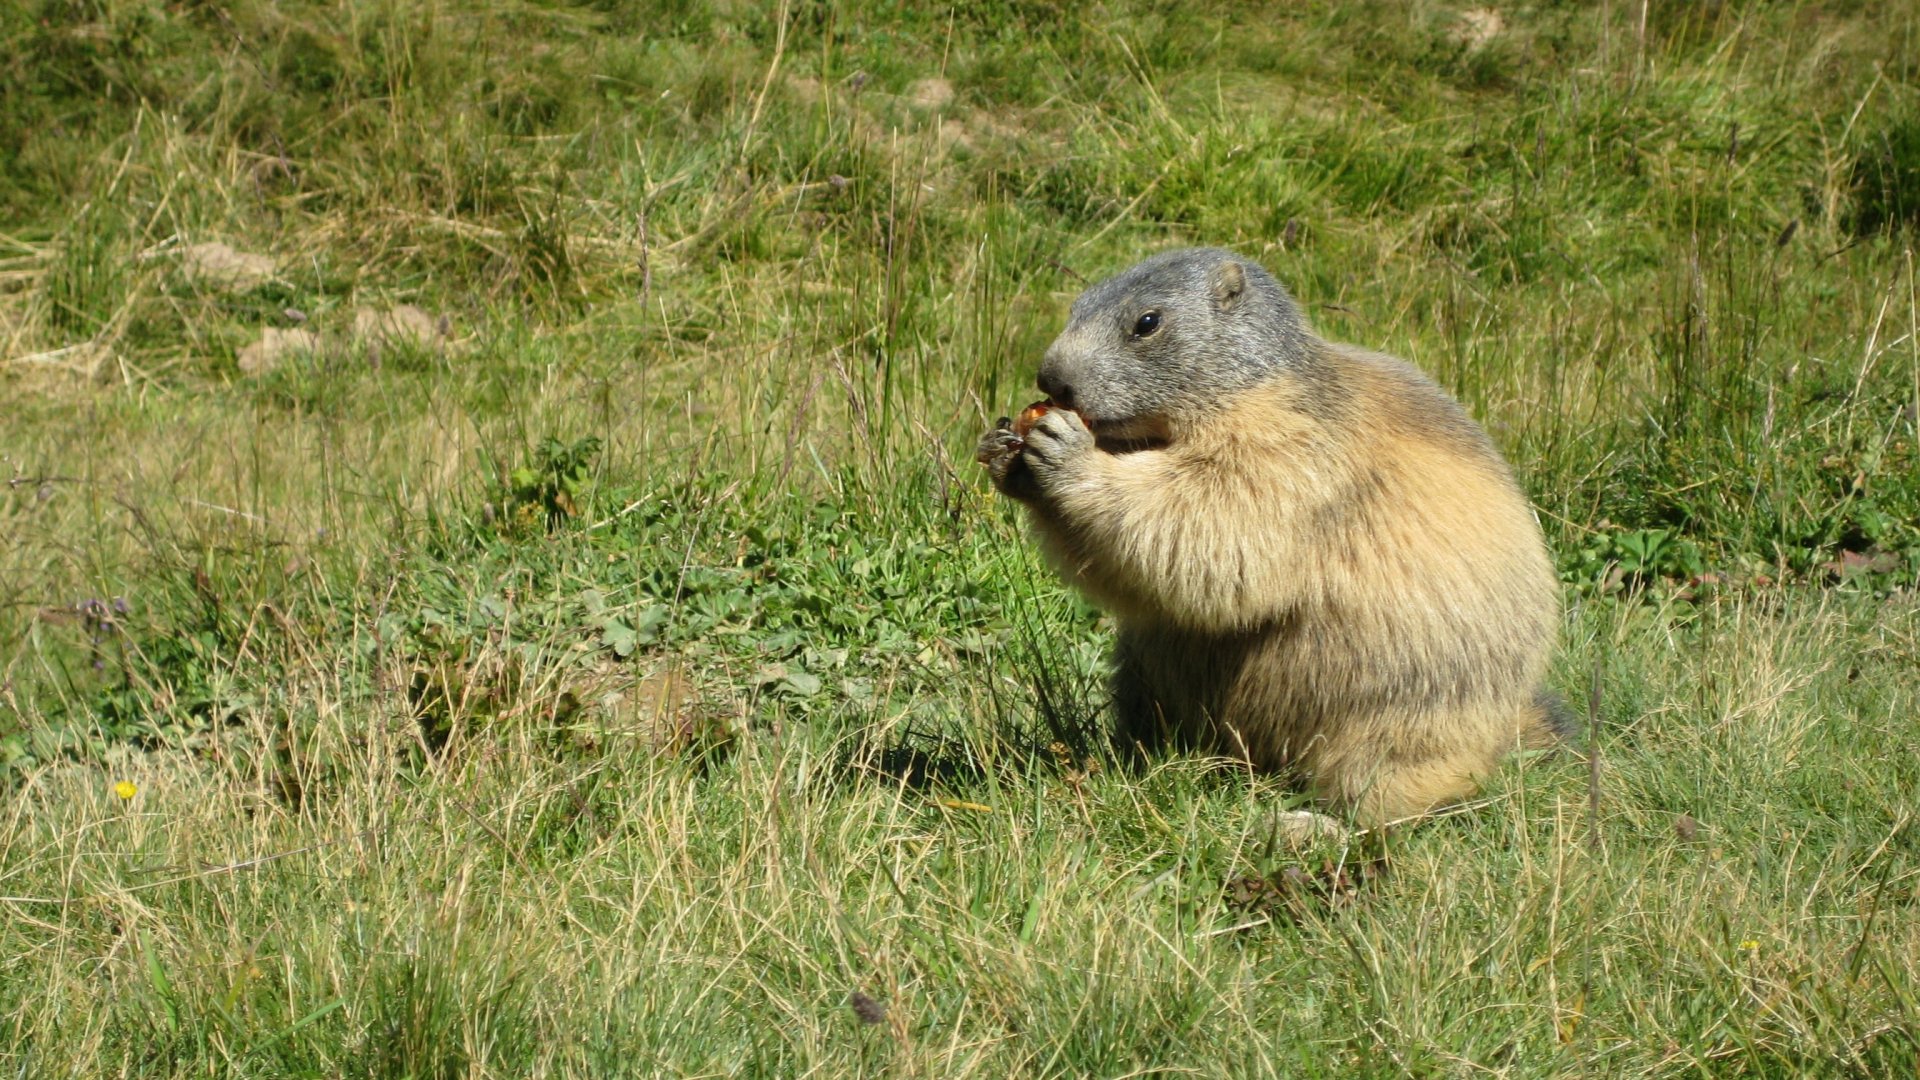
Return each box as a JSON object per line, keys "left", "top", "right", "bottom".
{"left": 73, "top": 597, "right": 123, "bottom": 648}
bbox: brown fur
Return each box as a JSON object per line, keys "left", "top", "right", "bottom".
{"left": 1011, "top": 341, "right": 1560, "bottom": 825}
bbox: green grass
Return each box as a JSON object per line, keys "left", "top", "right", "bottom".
{"left": 4, "top": 0, "right": 1920, "bottom": 1074}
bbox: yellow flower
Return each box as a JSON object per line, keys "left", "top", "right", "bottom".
{"left": 1739, "top": 940, "right": 1759, "bottom": 950}
{"left": 113, "top": 780, "right": 137, "bottom": 801}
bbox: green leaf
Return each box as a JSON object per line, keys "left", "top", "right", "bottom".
{"left": 600, "top": 618, "right": 637, "bottom": 658}
{"left": 634, "top": 604, "right": 669, "bottom": 643}
{"left": 780, "top": 670, "right": 822, "bottom": 697}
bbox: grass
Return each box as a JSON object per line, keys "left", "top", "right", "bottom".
{"left": 3, "top": 0, "right": 1919, "bottom": 1074}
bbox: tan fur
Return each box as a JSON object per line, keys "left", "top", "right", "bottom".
{"left": 1017, "top": 342, "right": 1559, "bottom": 825}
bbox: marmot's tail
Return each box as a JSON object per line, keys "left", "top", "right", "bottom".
{"left": 1523, "top": 688, "right": 1581, "bottom": 749}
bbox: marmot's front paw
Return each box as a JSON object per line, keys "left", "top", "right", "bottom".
{"left": 975, "top": 424, "right": 1039, "bottom": 501}
{"left": 1021, "top": 407, "right": 1095, "bottom": 491}
{"left": 974, "top": 425, "right": 1021, "bottom": 479}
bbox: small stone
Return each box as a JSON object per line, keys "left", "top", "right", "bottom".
{"left": 352, "top": 304, "right": 445, "bottom": 350}
{"left": 237, "top": 327, "right": 319, "bottom": 376}
{"left": 181, "top": 242, "right": 276, "bottom": 293}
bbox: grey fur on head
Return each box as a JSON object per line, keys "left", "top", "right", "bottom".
{"left": 1037, "top": 247, "right": 1314, "bottom": 429}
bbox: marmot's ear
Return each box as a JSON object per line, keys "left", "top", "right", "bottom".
{"left": 1209, "top": 260, "right": 1247, "bottom": 310}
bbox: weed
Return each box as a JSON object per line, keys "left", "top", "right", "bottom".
{"left": 1849, "top": 103, "right": 1920, "bottom": 237}
{"left": 497, "top": 435, "right": 603, "bottom": 533}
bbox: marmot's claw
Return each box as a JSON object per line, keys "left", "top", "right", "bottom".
{"left": 974, "top": 427, "right": 1024, "bottom": 467}
{"left": 1019, "top": 408, "right": 1095, "bottom": 483}
{"left": 975, "top": 428, "right": 1038, "bottom": 501}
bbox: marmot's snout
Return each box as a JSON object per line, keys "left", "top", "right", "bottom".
{"left": 1037, "top": 326, "right": 1100, "bottom": 414}
{"left": 1035, "top": 362, "right": 1077, "bottom": 411}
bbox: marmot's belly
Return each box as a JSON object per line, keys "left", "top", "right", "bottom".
{"left": 1117, "top": 607, "right": 1542, "bottom": 770}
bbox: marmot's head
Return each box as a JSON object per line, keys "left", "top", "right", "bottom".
{"left": 1037, "top": 248, "right": 1313, "bottom": 443}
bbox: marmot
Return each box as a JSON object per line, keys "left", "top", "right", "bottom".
{"left": 978, "top": 247, "right": 1563, "bottom": 826}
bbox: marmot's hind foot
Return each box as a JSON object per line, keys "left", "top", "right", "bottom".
{"left": 1268, "top": 808, "right": 1350, "bottom": 849}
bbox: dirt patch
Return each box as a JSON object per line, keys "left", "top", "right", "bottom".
{"left": 906, "top": 77, "right": 955, "bottom": 111}
{"left": 181, "top": 242, "right": 276, "bottom": 293}
{"left": 2, "top": 339, "right": 120, "bottom": 390}
{"left": 788, "top": 74, "right": 825, "bottom": 104}
{"left": 231, "top": 305, "right": 454, "bottom": 377}
{"left": 572, "top": 657, "right": 743, "bottom": 759}
{"left": 1452, "top": 8, "right": 1506, "bottom": 51}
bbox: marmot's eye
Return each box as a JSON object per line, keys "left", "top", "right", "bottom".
{"left": 1133, "top": 311, "right": 1161, "bottom": 337}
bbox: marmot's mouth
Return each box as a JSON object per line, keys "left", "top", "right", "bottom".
{"left": 1089, "top": 414, "right": 1172, "bottom": 453}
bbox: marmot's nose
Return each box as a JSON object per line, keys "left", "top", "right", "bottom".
{"left": 1037, "top": 370, "right": 1075, "bottom": 409}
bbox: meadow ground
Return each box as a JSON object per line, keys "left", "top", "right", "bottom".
{"left": 3, "top": 1, "right": 1920, "bottom": 1075}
